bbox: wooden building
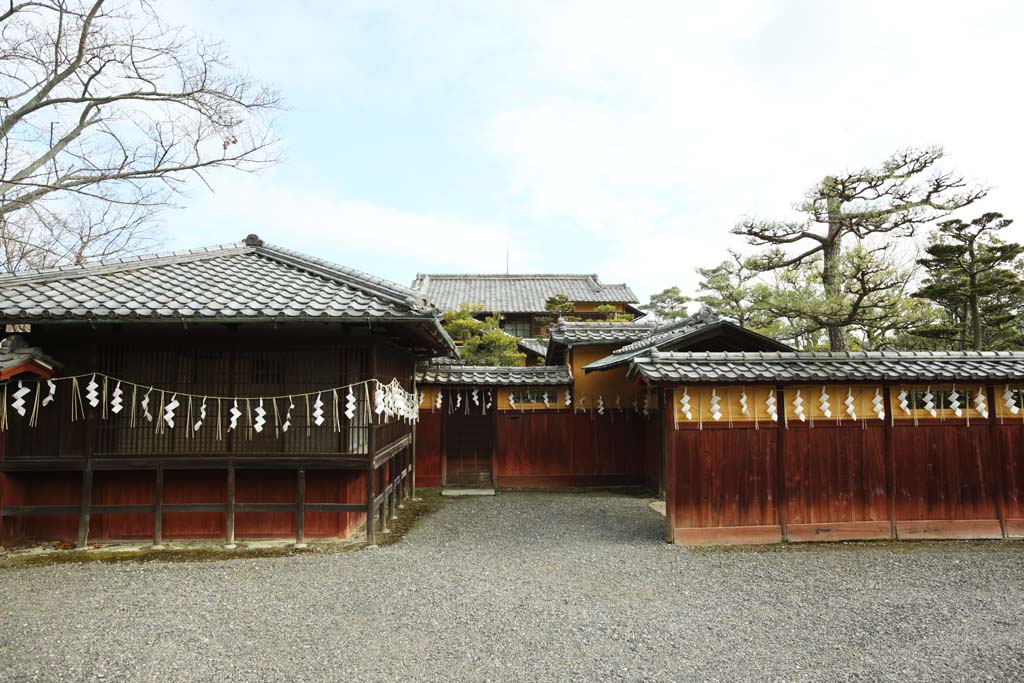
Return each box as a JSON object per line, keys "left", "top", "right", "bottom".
{"left": 0, "top": 235, "right": 454, "bottom": 548}
{"left": 631, "top": 350, "right": 1024, "bottom": 545}
{"left": 412, "top": 365, "right": 646, "bottom": 488}
{"left": 410, "top": 273, "right": 642, "bottom": 339}
{"left": 416, "top": 309, "right": 787, "bottom": 492}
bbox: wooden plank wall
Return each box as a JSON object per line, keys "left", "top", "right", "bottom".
{"left": 415, "top": 410, "right": 654, "bottom": 488}
{"left": 669, "top": 393, "right": 1016, "bottom": 545}
{"left": 1, "top": 469, "right": 365, "bottom": 544}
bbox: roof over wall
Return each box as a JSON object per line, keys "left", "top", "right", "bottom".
{"left": 416, "top": 364, "right": 573, "bottom": 386}
{"left": 629, "top": 350, "right": 1024, "bottom": 384}
{"left": 0, "top": 235, "right": 454, "bottom": 354}
{"left": 547, "top": 320, "right": 656, "bottom": 346}
{"left": 0, "top": 334, "right": 58, "bottom": 379}
{"left": 411, "top": 273, "right": 638, "bottom": 313}
{"left": 582, "top": 308, "right": 791, "bottom": 372}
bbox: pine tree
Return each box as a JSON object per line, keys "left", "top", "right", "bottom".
{"left": 915, "top": 212, "right": 1024, "bottom": 350}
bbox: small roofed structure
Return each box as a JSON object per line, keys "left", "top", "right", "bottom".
{"left": 414, "top": 360, "right": 657, "bottom": 489}
{"left": 628, "top": 349, "right": 1024, "bottom": 546}
{"left": 0, "top": 335, "right": 58, "bottom": 380}
{"left": 0, "top": 235, "right": 453, "bottom": 549}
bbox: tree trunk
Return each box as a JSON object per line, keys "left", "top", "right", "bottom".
{"left": 969, "top": 273, "right": 982, "bottom": 350}
{"left": 822, "top": 197, "right": 848, "bottom": 352}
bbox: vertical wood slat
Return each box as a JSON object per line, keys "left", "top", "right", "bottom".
{"left": 295, "top": 468, "right": 306, "bottom": 548}
{"left": 365, "top": 342, "right": 378, "bottom": 547}
{"left": 76, "top": 465, "right": 93, "bottom": 549}
{"left": 153, "top": 466, "right": 164, "bottom": 549}
{"left": 883, "top": 385, "right": 898, "bottom": 539}
{"left": 225, "top": 464, "right": 236, "bottom": 549}
{"left": 987, "top": 384, "right": 1008, "bottom": 538}
{"left": 774, "top": 385, "right": 788, "bottom": 542}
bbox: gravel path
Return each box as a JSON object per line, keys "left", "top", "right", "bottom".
{"left": 2, "top": 490, "right": 1024, "bottom": 682}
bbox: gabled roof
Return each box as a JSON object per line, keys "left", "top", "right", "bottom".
{"left": 411, "top": 273, "right": 638, "bottom": 313}
{"left": 416, "top": 364, "right": 573, "bottom": 386}
{"left": 0, "top": 233, "right": 442, "bottom": 321}
{"left": 582, "top": 307, "right": 791, "bottom": 373}
{"left": 0, "top": 335, "right": 58, "bottom": 379}
{"left": 629, "top": 350, "right": 1024, "bottom": 384}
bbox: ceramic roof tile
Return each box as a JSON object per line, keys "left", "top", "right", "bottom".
{"left": 547, "top": 320, "right": 656, "bottom": 346}
{"left": 416, "top": 364, "right": 573, "bottom": 386}
{"left": 0, "top": 236, "right": 441, "bottom": 324}
{"left": 629, "top": 350, "right": 1024, "bottom": 383}
{"left": 0, "top": 335, "right": 59, "bottom": 372}
{"left": 411, "top": 273, "right": 638, "bottom": 313}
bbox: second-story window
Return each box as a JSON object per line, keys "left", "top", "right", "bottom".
{"left": 501, "top": 319, "right": 532, "bottom": 338}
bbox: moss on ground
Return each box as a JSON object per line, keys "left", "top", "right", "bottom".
{"left": 0, "top": 488, "right": 449, "bottom": 568}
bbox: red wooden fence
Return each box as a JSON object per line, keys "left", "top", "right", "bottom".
{"left": 416, "top": 411, "right": 657, "bottom": 488}
{"left": 667, "top": 386, "right": 1022, "bottom": 545}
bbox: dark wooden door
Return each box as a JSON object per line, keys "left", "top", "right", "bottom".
{"left": 444, "top": 411, "right": 494, "bottom": 486}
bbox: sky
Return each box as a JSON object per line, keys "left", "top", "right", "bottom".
{"left": 160, "top": 0, "right": 1024, "bottom": 304}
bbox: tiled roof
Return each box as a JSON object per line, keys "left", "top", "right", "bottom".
{"left": 517, "top": 337, "right": 548, "bottom": 357}
{"left": 411, "top": 273, "right": 638, "bottom": 313}
{"left": 0, "top": 335, "right": 58, "bottom": 374}
{"left": 416, "top": 364, "right": 573, "bottom": 386}
{"left": 0, "top": 235, "right": 442, "bottom": 324}
{"left": 612, "top": 307, "right": 722, "bottom": 356}
{"left": 547, "top": 320, "right": 656, "bottom": 346}
{"left": 630, "top": 350, "right": 1024, "bottom": 384}
{"left": 583, "top": 308, "right": 792, "bottom": 373}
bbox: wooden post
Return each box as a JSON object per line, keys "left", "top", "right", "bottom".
{"left": 390, "top": 460, "right": 399, "bottom": 520}
{"left": 987, "top": 384, "right": 1008, "bottom": 539}
{"left": 882, "top": 384, "right": 898, "bottom": 539}
{"left": 660, "top": 388, "right": 674, "bottom": 543}
{"left": 775, "top": 385, "right": 788, "bottom": 543}
{"left": 295, "top": 468, "right": 307, "bottom": 548}
{"left": 225, "top": 463, "right": 237, "bottom": 549}
{"left": 75, "top": 465, "right": 93, "bottom": 549}
{"left": 365, "top": 464, "right": 377, "bottom": 548}
{"left": 395, "top": 448, "right": 403, "bottom": 507}
{"left": 411, "top": 376, "right": 418, "bottom": 500}
{"left": 152, "top": 466, "right": 164, "bottom": 549}
{"left": 380, "top": 463, "right": 390, "bottom": 535}
{"left": 658, "top": 388, "right": 667, "bottom": 499}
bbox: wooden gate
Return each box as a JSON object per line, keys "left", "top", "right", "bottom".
{"left": 443, "top": 411, "right": 494, "bottom": 486}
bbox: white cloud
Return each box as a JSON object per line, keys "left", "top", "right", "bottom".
{"left": 164, "top": 171, "right": 536, "bottom": 287}
{"left": 161, "top": 0, "right": 1024, "bottom": 303}
{"left": 479, "top": 0, "right": 1024, "bottom": 298}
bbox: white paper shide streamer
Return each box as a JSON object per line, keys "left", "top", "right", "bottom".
{"left": 110, "top": 381, "right": 124, "bottom": 414}
{"left": 1003, "top": 385, "right": 1019, "bottom": 415}
{"left": 10, "top": 381, "right": 30, "bottom": 417}
{"left": 948, "top": 388, "right": 962, "bottom": 418}
{"left": 709, "top": 389, "right": 722, "bottom": 421}
{"left": 922, "top": 387, "right": 936, "bottom": 417}
{"left": 313, "top": 392, "right": 325, "bottom": 426}
{"left": 679, "top": 388, "right": 693, "bottom": 420}
{"left": 974, "top": 388, "right": 989, "bottom": 418}
{"left": 897, "top": 388, "right": 910, "bottom": 415}
{"left": 792, "top": 389, "right": 805, "bottom": 422}
{"left": 844, "top": 388, "right": 857, "bottom": 421}
{"left": 253, "top": 398, "right": 266, "bottom": 433}
{"left": 871, "top": 388, "right": 885, "bottom": 420}
{"left": 818, "top": 386, "right": 831, "bottom": 419}
{"left": 765, "top": 392, "right": 778, "bottom": 422}
{"left": 164, "top": 394, "right": 180, "bottom": 429}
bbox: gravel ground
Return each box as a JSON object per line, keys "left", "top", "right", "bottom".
{"left": 2, "top": 490, "right": 1024, "bottom": 683}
